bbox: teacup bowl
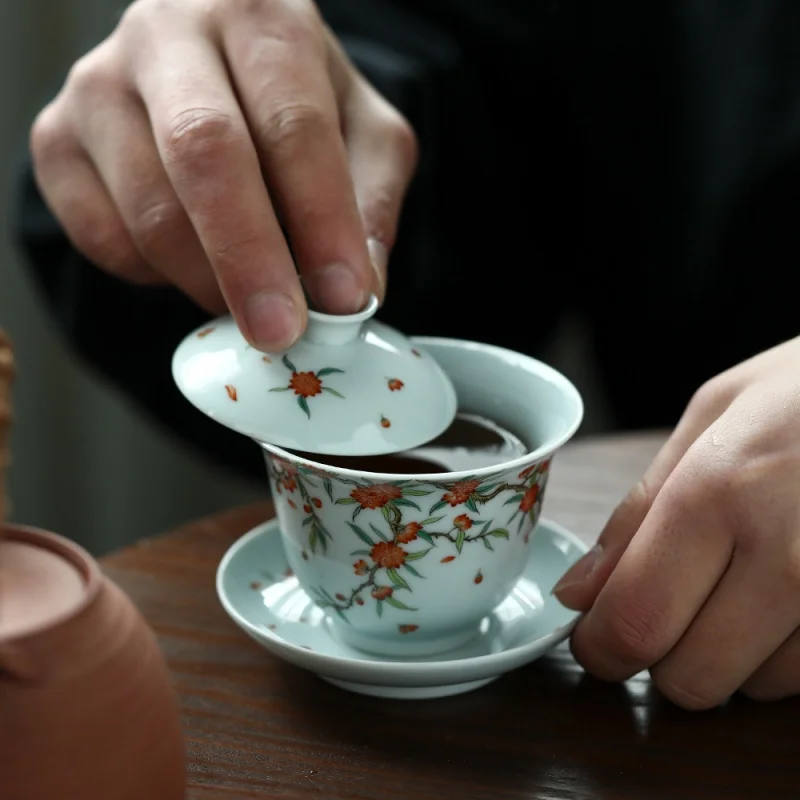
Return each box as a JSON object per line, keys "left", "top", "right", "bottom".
{"left": 262, "top": 337, "right": 583, "bottom": 658}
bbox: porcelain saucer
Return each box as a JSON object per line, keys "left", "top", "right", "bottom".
{"left": 216, "top": 517, "right": 587, "bottom": 699}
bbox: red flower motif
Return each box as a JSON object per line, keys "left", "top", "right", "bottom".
{"left": 371, "top": 586, "right": 394, "bottom": 600}
{"left": 335, "top": 593, "right": 346, "bottom": 601}
{"left": 399, "top": 624, "right": 418, "bottom": 634}
{"left": 371, "top": 541, "right": 407, "bottom": 568}
{"left": 312, "top": 497, "right": 322, "bottom": 508}
{"left": 282, "top": 477, "right": 297, "bottom": 493}
{"left": 355, "top": 597, "right": 365, "bottom": 606}
{"left": 289, "top": 371, "right": 322, "bottom": 397}
{"left": 441, "top": 555, "right": 456, "bottom": 563}
{"left": 442, "top": 479, "right": 480, "bottom": 507}
{"left": 397, "top": 522, "right": 422, "bottom": 544}
{"left": 380, "top": 415, "right": 391, "bottom": 428}
{"left": 197, "top": 327, "right": 214, "bottom": 338}
{"left": 540, "top": 459, "right": 551, "bottom": 473}
{"left": 303, "top": 504, "right": 311, "bottom": 514}
{"left": 288, "top": 499, "right": 297, "bottom": 509}
{"left": 474, "top": 570, "right": 484, "bottom": 585}
{"left": 353, "top": 559, "right": 369, "bottom": 575}
{"left": 350, "top": 484, "right": 402, "bottom": 509}
{"left": 453, "top": 514, "right": 472, "bottom": 531}
{"left": 387, "top": 378, "right": 404, "bottom": 391}
{"left": 520, "top": 484, "right": 539, "bottom": 513}
{"left": 225, "top": 384, "right": 238, "bottom": 401}
{"left": 518, "top": 464, "right": 537, "bottom": 480}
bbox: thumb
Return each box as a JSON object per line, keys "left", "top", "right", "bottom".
{"left": 553, "top": 384, "right": 734, "bottom": 611}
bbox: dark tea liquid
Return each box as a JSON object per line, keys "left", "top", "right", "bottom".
{"left": 292, "top": 414, "right": 529, "bottom": 474}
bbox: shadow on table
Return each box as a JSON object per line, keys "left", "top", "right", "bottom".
{"left": 272, "top": 644, "right": 800, "bottom": 800}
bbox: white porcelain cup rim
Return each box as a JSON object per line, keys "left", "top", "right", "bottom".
{"left": 259, "top": 335, "right": 584, "bottom": 481}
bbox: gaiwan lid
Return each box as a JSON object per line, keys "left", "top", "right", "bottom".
{"left": 171, "top": 296, "right": 457, "bottom": 457}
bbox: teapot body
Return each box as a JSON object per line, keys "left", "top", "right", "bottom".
{"left": 0, "top": 524, "right": 186, "bottom": 800}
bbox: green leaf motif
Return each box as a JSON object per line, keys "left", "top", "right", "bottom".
{"left": 322, "top": 386, "right": 345, "bottom": 399}
{"left": 350, "top": 549, "right": 372, "bottom": 556}
{"left": 480, "top": 520, "right": 491, "bottom": 536}
{"left": 369, "top": 523, "right": 389, "bottom": 542}
{"left": 336, "top": 497, "right": 357, "bottom": 505}
{"left": 419, "top": 515, "right": 445, "bottom": 526}
{"left": 385, "top": 596, "right": 417, "bottom": 611}
{"left": 269, "top": 387, "right": 290, "bottom": 392}
{"left": 393, "top": 498, "right": 421, "bottom": 511}
{"left": 297, "top": 395, "right": 310, "bottom": 418}
{"left": 282, "top": 355, "right": 297, "bottom": 373}
{"left": 490, "top": 528, "right": 510, "bottom": 539}
{"left": 316, "top": 367, "right": 344, "bottom": 377}
{"left": 455, "top": 529, "right": 465, "bottom": 554}
{"left": 417, "top": 530, "right": 435, "bottom": 546}
{"left": 309, "top": 527, "right": 319, "bottom": 553}
{"left": 477, "top": 482, "right": 500, "bottom": 493}
{"left": 323, "top": 478, "right": 334, "bottom": 502}
{"left": 386, "top": 568, "right": 411, "bottom": 591}
{"left": 483, "top": 538, "right": 494, "bottom": 551}
{"left": 380, "top": 505, "right": 391, "bottom": 522}
{"left": 402, "top": 563, "right": 424, "bottom": 578}
{"left": 401, "top": 488, "right": 435, "bottom": 497}
{"left": 405, "top": 548, "right": 431, "bottom": 561}
{"left": 504, "top": 493, "right": 524, "bottom": 506}
{"left": 376, "top": 600, "right": 384, "bottom": 618}
{"left": 346, "top": 522, "right": 374, "bottom": 546}
{"left": 352, "top": 506, "right": 362, "bottom": 520}
{"left": 465, "top": 497, "right": 479, "bottom": 513}
{"left": 428, "top": 499, "right": 447, "bottom": 515}
{"left": 302, "top": 516, "right": 313, "bottom": 527}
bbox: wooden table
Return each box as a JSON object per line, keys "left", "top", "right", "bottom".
{"left": 102, "top": 432, "right": 800, "bottom": 800}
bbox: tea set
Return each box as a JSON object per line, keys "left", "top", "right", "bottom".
{"left": 1, "top": 293, "right": 584, "bottom": 797}
{"left": 173, "top": 294, "right": 586, "bottom": 697}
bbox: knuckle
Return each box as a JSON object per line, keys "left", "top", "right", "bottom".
{"left": 214, "top": 0, "right": 320, "bottom": 43}
{"left": 654, "top": 675, "right": 726, "bottom": 711}
{"left": 260, "top": 99, "right": 331, "bottom": 153}
{"left": 605, "top": 602, "right": 670, "bottom": 666}
{"left": 387, "top": 110, "right": 419, "bottom": 171}
{"left": 685, "top": 377, "right": 735, "bottom": 420}
{"left": 65, "top": 51, "right": 119, "bottom": 102}
{"left": 163, "top": 108, "right": 240, "bottom": 165}
{"left": 30, "top": 104, "right": 68, "bottom": 163}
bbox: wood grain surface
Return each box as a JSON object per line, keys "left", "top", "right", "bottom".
{"left": 102, "top": 432, "right": 800, "bottom": 800}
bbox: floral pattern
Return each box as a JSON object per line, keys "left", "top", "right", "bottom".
{"left": 268, "top": 355, "right": 344, "bottom": 418}
{"left": 267, "top": 454, "right": 552, "bottom": 626}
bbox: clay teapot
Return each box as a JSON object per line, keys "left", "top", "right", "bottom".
{"left": 0, "top": 524, "right": 187, "bottom": 799}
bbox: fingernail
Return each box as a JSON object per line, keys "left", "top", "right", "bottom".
{"left": 551, "top": 544, "right": 604, "bottom": 595}
{"left": 306, "top": 263, "right": 367, "bottom": 315}
{"left": 367, "top": 238, "right": 388, "bottom": 299}
{"left": 244, "top": 291, "right": 301, "bottom": 351}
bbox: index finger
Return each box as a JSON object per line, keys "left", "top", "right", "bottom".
{"left": 135, "top": 28, "right": 305, "bottom": 351}
{"left": 219, "top": 2, "right": 377, "bottom": 313}
{"left": 569, "top": 435, "right": 735, "bottom": 682}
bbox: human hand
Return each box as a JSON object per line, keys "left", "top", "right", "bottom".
{"left": 30, "top": 0, "right": 417, "bottom": 351}
{"left": 554, "top": 336, "right": 800, "bottom": 708}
